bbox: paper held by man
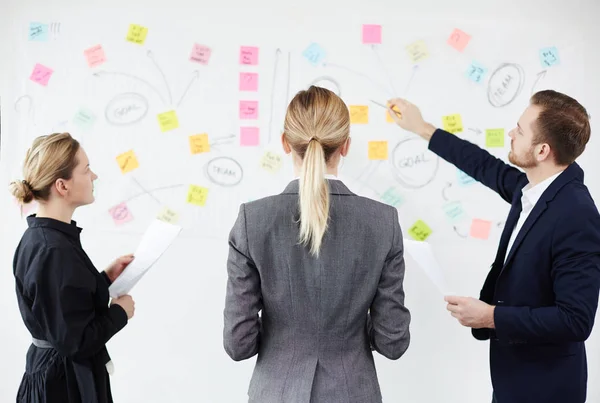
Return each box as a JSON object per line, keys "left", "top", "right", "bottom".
{"left": 109, "top": 219, "right": 182, "bottom": 298}
{"left": 403, "top": 238, "right": 453, "bottom": 296}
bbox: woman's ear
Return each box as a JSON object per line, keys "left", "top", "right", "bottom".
{"left": 281, "top": 133, "right": 292, "bottom": 154}
{"left": 340, "top": 137, "right": 351, "bottom": 157}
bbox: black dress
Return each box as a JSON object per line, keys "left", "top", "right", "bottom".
{"left": 13, "top": 216, "right": 129, "bottom": 403}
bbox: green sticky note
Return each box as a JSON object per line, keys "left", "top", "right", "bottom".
{"left": 73, "top": 108, "right": 97, "bottom": 131}
{"left": 486, "top": 128, "right": 505, "bottom": 148}
{"left": 442, "top": 201, "right": 466, "bottom": 223}
{"left": 380, "top": 187, "right": 404, "bottom": 208}
{"left": 408, "top": 219, "right": 432, "bottom": 241}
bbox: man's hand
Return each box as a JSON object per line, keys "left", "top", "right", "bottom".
{"left": 445, "top": 296, "right": 495, "bottom": 329}
{"left": 105, "top": 254, "right": 134, "bottom": 283}
{"left": 386, "top": 98, "right": 436, "bottom": 140}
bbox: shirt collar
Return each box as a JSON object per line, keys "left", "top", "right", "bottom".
{"left": 26, "top": 214, "right": 82, "bottom": 240}
{"left": 521, "top": 170, "right": 564, "bottom": 207}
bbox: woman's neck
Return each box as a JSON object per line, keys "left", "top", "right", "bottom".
{"left": 36, "top": 201, "right": 75, "bottom": 224}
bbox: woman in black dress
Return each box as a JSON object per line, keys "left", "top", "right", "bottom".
{"left": 9, "top": 132, "right": 136, "bottom": 403}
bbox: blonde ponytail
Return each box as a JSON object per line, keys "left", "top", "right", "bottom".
{"left": 299, "top": 139, "right": 330, "bottom": 256}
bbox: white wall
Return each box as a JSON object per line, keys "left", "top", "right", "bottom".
{"left": 1, "top": 0, "right": 599, "bottom": 402}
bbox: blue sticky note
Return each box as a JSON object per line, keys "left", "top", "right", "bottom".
{"left": 539, "top": 47, "right": 560, "bottom": 68}
{"left": 457, "top": 169, "right": 476, "bottom": 186}
{"left": 466, "top": 61, "right": 488, "bottom": 84}
{"left": 302, "top": 43, "right": 326, "bottom": 66}
{"left": 73, "top": 108, "right": 97, "bottom": 131}
{"left": 442, "top": 201, "right": 466, "bottom": 223}
{"left": 29, "top": 22, "right": 49, "bottom": 41}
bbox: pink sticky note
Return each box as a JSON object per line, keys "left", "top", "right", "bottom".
{"left": 239, "top": 100, "right": 259, "bottom": 119}
{"left": 84, "top": 45, "right": 106, "bottom": 68}
{"left": 447, "top": 28, "right": 471, "bottom": 52}
{"left": 240, "top": 127, "right": 260, "bottom": 146}
{"left": 190, "top": 44, "right": 211, "bottom": 64}
{"left": 362, "top": 24, "right": 382, "bottom": 44}
{"left": 470, "top": 219, "right": 491, "bottom": 240}
{"left": 239, "top": 72, "right": 258, "bottom": 91}
{"left": 109, "top": 202, "right": 133, "bottom": 225}
{"left": 30, "top": 63, "right": 53, "bottom": 86}
{"left": 239, "top": 46, "right": 259, "bottom": 65}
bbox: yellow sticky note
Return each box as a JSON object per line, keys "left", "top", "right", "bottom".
{"left": 116, "top": 150, "right": 139, "bottom": 174}
{"left": 406, "top": 40, "right": 429, "bottom": 64}
{"left": 386, "top": 105, "right": 401, "bottom": 123}
{"left": 486, "top": 129, "right": 505, "bottom": 148}
{"left": 408, "top": 219, "right": 433, "bottom": 241}
{"left": 368, "top": 141, "right": 388, "bottom": 160}
{"left": 157, "top": 111, "right": 179, "bottom": 132}
{"left": 156, "top": 206, "right": 179, "bottom": 224}
{"left": 442, "top": 114, "right": 463, "bottom": 134}
{"left": 350, "top": 105, "right": 369, "bottom": 124}
{"left": 126, "top": 24, "right": 148, "bottom": 45}
{"left": 189, "top": 134, "right": 210, "bottom": 154}
{"left": 187, "top": 185, "right": 209, "bottom": 206}
{"left": 260, "top": 151, "right": 282, "bottom": 173}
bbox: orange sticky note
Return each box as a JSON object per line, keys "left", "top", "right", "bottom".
{"left": 189, "top": 134, "right": 210, "bottom": 154}
{"left": 187, "top": 185, "right": 209, "bottom": 206}
{"left": 116, "top": 150, "right": 139, "bottom": 174}
{"left": 447, "top": 28, "right": 471, "bottom": 52}
{"left": 368, "top": 141, "right": 388, "bottom": 160}
{"left": 386, "top": 105, "right": 400, "bottom": 123}
{"left": 470, "top": 219, "right": 491, "bottom": 240}
{"left": 350, "top": 105, "right": 369, "bottom": 124}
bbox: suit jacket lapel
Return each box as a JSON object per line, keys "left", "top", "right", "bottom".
{"left": 502, "top": 199, "right": 548, "bottom": 269}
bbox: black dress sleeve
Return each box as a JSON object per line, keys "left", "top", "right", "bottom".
{"left": 31, "top": 246, "right": 128, "bottom": 361}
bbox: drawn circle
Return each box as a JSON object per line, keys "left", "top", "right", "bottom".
{"left": 205, "top": 157, "right": 243, "bottom": 187}
{"left": 391, "top": 137, "right": 439, "bottom": 189}
{"left": 487, "top": 63, "right": 525, "bottom": 108}
{"left": 308, "top": 76, "right": 341, "bottom": 96}
{"left": 105, "top": 93, "right": 149, "bottom": 125}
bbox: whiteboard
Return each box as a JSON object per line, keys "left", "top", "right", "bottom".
{"left": 1, "top": 0, "right": 599, "bottom": 402}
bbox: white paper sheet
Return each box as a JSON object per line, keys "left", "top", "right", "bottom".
{"left": 403, "top": 238, "right": 452, "bottom": 295}
{"left": 109, "top": 219, "right": 182, "bottom": 298}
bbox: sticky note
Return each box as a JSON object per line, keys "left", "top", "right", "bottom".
{"left": 187, "top": 185, "right": 209, "bottom": 206}
{"left": 190, "top": 44, "right": 211, "bottom": 64}
{"left": 386, "top": 105, "right": 401, "bottom": 123}
{"left": 240, "top": 127, "right": 260, "bottom": 146}
{"left": 302, "top": 43, "right": 326, "bottom": 66}
{"left": 466, "top": 61, "right": 488, "bottom": 84}
{"left": 442, "top": 114, "right": 463, "bottom": 134}
{"left": 408, "top": 219, "right": 433, "bottom": 241}
{"left": 486, "top": 129, "right": 505, "bottom": 148}
{"left": 157, "top": 110, "right": 179, "bottom": 132}
{"left": 368, "top": 141, "right": 388, "bottom": 160}
{"left": 84, "top": 45, "right": 106, "bottom": 68}
{"left": 239, "top": 72, "right": 258, "bottom": 91}
{"left": 443, "top": 201, "right": 466, "bottom": 223}
{"left": 350, "top": 105, "right": 369, "bottom": 124}
{"left": 240, "top": 101, "right": 259, "bottom": 119}
{"left": 260, "top": 151, "right": 282, "bottom": 173}
{"left": 362, "top": 24, "right": 382, "bottom": 44}
{"left": 240, "top": 46, "right": 259, "bottom": 65}
{"left": 157, "top": 206, "right": 179, "bottom": 224}
{"left": 109, "top": 202, "right": 133, "bottom": 225}
{"left": 470, "top": 219, "right": 492, "bottom": 240}
{"left": 406, "top": 40, "right": 429, "bottom": 64}
{"left": 447, "top": 28, "right": 471, "bottom": 52}
{"left": 457, "top": 169, "right": 476, "bottom": 186}
{"left": 30, "top": 64, "right": 53, "bottom": 86}
{"left": 73, "top": 108, "right": 96, "bottom": 131}
{"left": 380, "top": 187, "right": 404, "bottom": 208}
{"left": 539, "top": 46, "right": 560, "bottom": 68}
{"left": 116, "top": 150, "right": 139, "bottom": 174}
{"left": 126, "top": 24, "right": 148, "bottom": 45}
{"left": 29, "top": 22, "right": 48, "bottom": 41}
{"left": 189, "top": 134, "right": 210, "bottom": 154}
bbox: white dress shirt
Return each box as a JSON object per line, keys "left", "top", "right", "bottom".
{"left": 504, "top": 170, "right": 564, "bottom": 263}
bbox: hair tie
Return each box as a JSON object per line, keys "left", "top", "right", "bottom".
{"left": 22, "top": 180, "right": 33, "bottom": 191}
{"left": 308, "top": 137, "right": 320, "bottom": 144}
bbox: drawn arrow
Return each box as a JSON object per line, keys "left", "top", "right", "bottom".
{"left": 147, "top": 50, "right": 173, "bottom": 105}
{"left": 324, "top": 62, "right": 391, "bottom": 96}
{"left": 93, "top": 71, "right": 166, "bottom": 105}
{"left": 442, "top": 182, "right": 453, "bottom": 201}
{"left": 453, "top": 225, "right": 468, "bottom": 238}
{"left": 531, "top": 70, "right": 547, "bottom": 94}
{"left": 371, "top": 45, "right": 396, "bottom": 96}
{"left": 210, "top": 134, "right": 236, "bottom": 146}
{"left": 468, "top": 128, "right": 482, "bottom": 135}
{"left": 403, "top": 65, "right": 419, "bottom": 96}
{"left": 177, "top": 70, "right": 200, "bottom": 107}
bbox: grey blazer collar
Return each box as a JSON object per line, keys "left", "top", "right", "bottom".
{"left": 281, "top": 179, "right": 355, "bottom": 196}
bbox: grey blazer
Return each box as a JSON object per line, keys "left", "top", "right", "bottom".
{"left": 223, "top": 179, "right": 411, "bottom": 403}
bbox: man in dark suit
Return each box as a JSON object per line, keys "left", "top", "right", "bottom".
{"left": 388, "top": 90, "right": 600, "bottom": 403}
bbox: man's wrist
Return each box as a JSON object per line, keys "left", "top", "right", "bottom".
{"left": 418, "top": 122, "right": 436, "bottom": 140}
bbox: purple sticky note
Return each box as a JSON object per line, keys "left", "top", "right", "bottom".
{"left": 109, "top": 202, "right": 133, "bottom": 225}
{"left": 362, "top": 24, "right": 382, "bottom": 44}
{"left": 239, "top": 72, "right": 258, "bottom": 91}
{"left": 30, "top": 63, "right": 53, "bottom": 86}
{"left": 240, "top": 127, "right": 260, "bottom": 146}
{"left": 190, "top": 44, "right": 211, "bottom": 64}
{"left": 239, "top": 101, "right": 259, "bottom": 119}
{"left": 240, "top": 46, "right": 259, "bottom": 65}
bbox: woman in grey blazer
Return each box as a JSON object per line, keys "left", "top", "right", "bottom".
{"left": 223, "top": 86, "right": 411, "bottom": 403}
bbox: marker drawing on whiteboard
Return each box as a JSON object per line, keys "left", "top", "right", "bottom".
{"left": 531, "top": 70, "right": 547, "bottom": 95}
{"left": 371, "top": 45, "right": 396, "bottom": 96}
{"left": 131, "top": 177, "right": 162, "bottom": 205}
{"left": 309, "top": 76, "right": 342, "bottom": 96}
{"left": 205, "top": 157, "right": 244, "bottom": 187}
{"left": 453, "top": 225, "right": 468, "bottom": 238}
{"left": 441, "top": 182, "right": 452, "bottom": 201}
{"left": 324, "top": 62, "right": 390, "bottom": 95}
{"left": 15, "top": 95, "right": 36, "bottom": 122}
{"left": 487, "top": 63, "right": 525, "bottom": 108}
{"left": 123, "top": 184, "right": 186, "bottom": 204}
{"left": 403, "top": 65, "right": 419, "bottom": 96}
{"left": 177, "top": 70, "right": 200, "bottom": 107}
{"left": 391, "top": 137, "right": 439, "bottom": 189}
{"left": 147, "top": 50, "right": 173, "bottom": 105}
{"left": 468, "top": 127, "right": 482, "bottom": 135}
{"left": 93, "top": 71, "right": 166, "bottom": 105}
{"left": 268, "top": 48, "right": 283, "bottom": 144}
{"left": 105, "top": 93, "right": 149, "bottom": 126}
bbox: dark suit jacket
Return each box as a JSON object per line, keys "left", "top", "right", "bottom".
{"left": 429, "top": 129, "right": 600, "bottom": 403}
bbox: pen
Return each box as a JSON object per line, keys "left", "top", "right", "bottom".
{"left": 369, "top": 99, "right": 402, "bottom": 117}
